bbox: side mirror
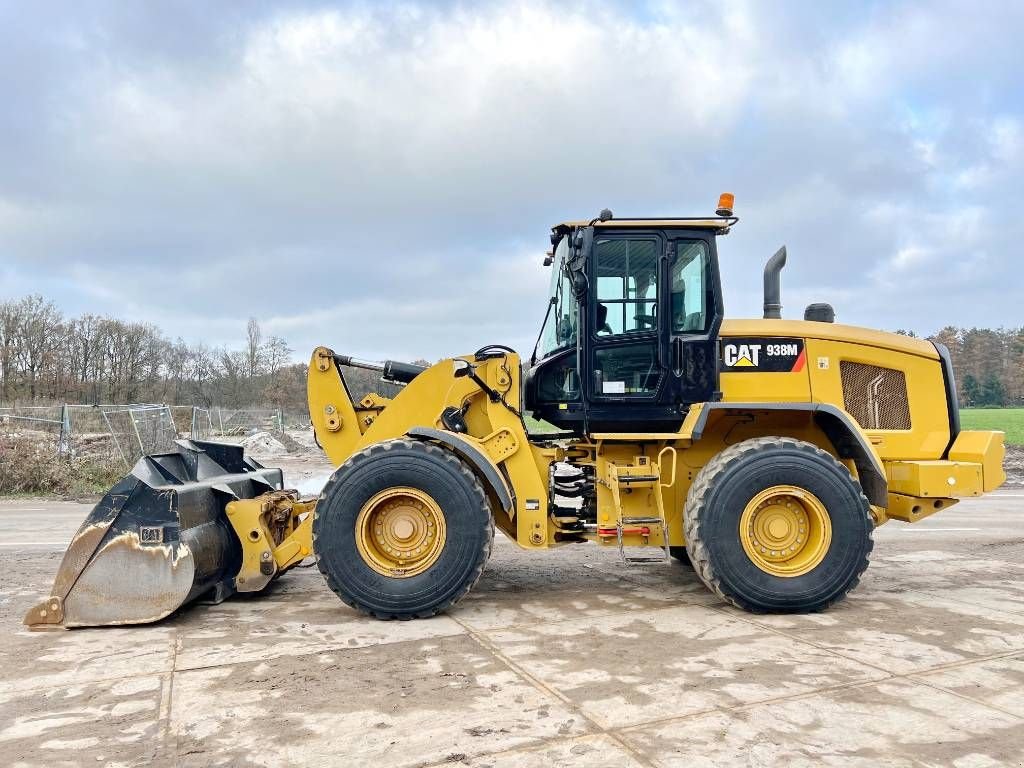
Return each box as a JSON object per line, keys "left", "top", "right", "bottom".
{"left": 568, "top": 226, "right": 594, "bottom": 299}
{"left": 572, "top": 272, "right": 587, "bottom": 298}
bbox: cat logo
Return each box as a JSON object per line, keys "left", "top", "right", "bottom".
{"left": 723, "top": 343, "right": 761, "bottom": 367}
{"left": 721, "top": 337, "right": 806, "bottom": 373}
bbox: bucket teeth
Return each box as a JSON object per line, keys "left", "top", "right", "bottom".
{"left": 25, "top": 596, "right": 64, "bottom": 628}
{"left": 24, "top": 439, "right": 283, "bottom": 629}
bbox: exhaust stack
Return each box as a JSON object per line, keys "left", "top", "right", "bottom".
{"left": 763, "top": 246, "right": 787, "bottom": 320}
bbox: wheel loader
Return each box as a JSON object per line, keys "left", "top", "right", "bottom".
{"left": 26, "top": 195, "right": 1007, "bottom": 628}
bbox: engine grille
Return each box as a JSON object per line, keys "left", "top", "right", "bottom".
{"left": 840, "top": 362, "right": 912, "bottom": 430}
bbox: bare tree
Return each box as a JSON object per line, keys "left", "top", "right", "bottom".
{"left": 186, "top": 343, "right": 218, "bottom": 406}
{"left": 14, "top": 295, "right": 62, "bottom": 399}
{"left": 219, "top": 348, "right": 247, "bottom": 406}
{"left": 0, "top": 301, "right": 17, "bottom": 403}
{"left": 246, "top": 318, "right": 263, "bottom": 381}
{"left": 263, "top": 336, "right": 293, "bottom": 377}
{"left": 65, "top": 314, "right": 104, "bottom": 401}
{"left": 164, "top": 338, "right": 190, "bottom": 405}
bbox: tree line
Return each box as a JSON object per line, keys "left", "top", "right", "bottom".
{"left": 1, "top": 294, "right": 1020, "bottom": 411}
{"left": 0, "top": 295, "right": 417, "bottom": 413}
{"left": 0, "top": 295, "right": 310, "bottom": 412}
{"left": 0, "top": 296, "right": 309, "bottom": 415}
{"left": 922, "top": 327, "right": 1024, "bottom": 408}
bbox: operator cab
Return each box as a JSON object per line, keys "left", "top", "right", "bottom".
{"left": 524, "top": 199, "right": 733, "bottom": 433}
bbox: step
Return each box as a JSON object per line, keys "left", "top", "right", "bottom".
{"left": 614, "top": 517, "right": 671, "bottom": 565}
{"left": 604, "top": 453, "right": 677, "bottom": 566}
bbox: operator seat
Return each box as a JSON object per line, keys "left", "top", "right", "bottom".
{"left": 597, "top": 303, "right": 613, "bottom": 334}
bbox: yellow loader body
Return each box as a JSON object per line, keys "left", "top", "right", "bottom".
{"left": 26, "top": 200, "right": 1007, "bottom": 627}
{"left": 306, "top": 325, "right": 1004, "bottom": 557}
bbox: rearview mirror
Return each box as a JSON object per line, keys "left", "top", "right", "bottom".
{"left": 569, "top": 226, "right": 594, "bottom": 299}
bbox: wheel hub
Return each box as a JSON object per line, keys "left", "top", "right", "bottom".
{"left": 739, "top": 485, "right": 832, "bottom": 577}
{"left": 355, "top": 487, "right": 447, "bottom": 578}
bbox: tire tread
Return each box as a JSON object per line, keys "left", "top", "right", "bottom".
{"left": 684, "top": 436, "right": 873, "bottom": 613}
{"left": 313, "top": 438, "right": 494, "bottom": 620}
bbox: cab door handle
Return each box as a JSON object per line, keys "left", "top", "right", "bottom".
{"left": 671, "top": 338, "right": 684, "bottom": 377}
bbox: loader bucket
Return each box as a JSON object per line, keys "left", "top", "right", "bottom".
{"left": 24, "top": 440, "right": 283, "bottom": 629}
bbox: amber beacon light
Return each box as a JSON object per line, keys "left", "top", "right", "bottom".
{"left": 716, "top": 192, "right": 735, "bottom": 217}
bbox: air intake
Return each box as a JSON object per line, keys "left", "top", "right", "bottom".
{"left": 840, "top": 362, "right": 911, "bottom": 431}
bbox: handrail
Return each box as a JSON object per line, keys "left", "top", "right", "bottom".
{"left": 657, "top": 445, "right": 678, "bottom": 489}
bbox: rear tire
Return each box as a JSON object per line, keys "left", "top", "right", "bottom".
{"left": 313, "top": 438, "right": 494, "bottom": 619}
{"left": 685, "top": 436, "right": 873, "bottom": 612}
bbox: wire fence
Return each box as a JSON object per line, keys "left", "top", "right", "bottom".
{"left": 1, "top": 403, "right": 287, "bottom": 470}
{"left": 213, "top": 408, "right": 284, "bottom": 436}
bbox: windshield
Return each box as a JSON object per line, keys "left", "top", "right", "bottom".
{"left": 537, "top": 236, "right": 577, "bottom": 358}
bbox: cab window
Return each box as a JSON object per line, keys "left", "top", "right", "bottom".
{"left": 538, "top": 237, "right": 577, "bottom": 357}
{"left": 595, "top": 239, "right": 658, "bottom": 336}
{"left": 595, "top": 343, "right": 660, "bottom": 396}
{"left": 671, "top": 241, "right": 710, "bottom": 333}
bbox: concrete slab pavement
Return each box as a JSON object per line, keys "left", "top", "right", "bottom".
{"left": 1, "top": 492, "right": 1022, "bottom": 766}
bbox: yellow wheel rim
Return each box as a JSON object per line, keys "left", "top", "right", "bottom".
{"left": 355, "top": 487, "right": 446, "bottom": 578}
{"left": 739, "top": 485, "right": 832, "bottom": 577}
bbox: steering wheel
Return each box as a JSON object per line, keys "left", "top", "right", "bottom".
{"left": 633, "top": 313, "right": 657, "bottom": 330}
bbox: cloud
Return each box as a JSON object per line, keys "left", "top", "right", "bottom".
{"left": 1, "top": 0, "right": 1022, "bottom": 363}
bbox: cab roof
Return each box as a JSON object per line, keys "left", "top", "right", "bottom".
{"left": 552, "top": 217, "right": 734, "bottom": 235}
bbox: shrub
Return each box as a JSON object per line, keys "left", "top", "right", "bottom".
{"left": 0, "top": 434, "right": 126, "bottom": 497}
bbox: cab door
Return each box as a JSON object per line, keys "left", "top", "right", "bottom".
{"left": 582, "top": 231, "right": 722, "bottom": 432}
{"left": 665, "top": 234, "right": 723, "bottom": 406}
{"left": 584, "top": 231, "right": 678, "bottom": 430}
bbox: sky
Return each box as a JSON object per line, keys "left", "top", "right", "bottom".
{"left": 1, "top": 0, "right": 1022, "bottom": 362}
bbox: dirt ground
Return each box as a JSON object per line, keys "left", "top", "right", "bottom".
{"left": 1, "top": 482, "right": 1024, "bottom": 767}
{"left": 1003, "top": 445, "right": 1024, "bottom": 487}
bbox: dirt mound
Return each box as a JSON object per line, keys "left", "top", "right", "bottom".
{"left": 275, "top": 430, "right": 307, "bottom": 454}
{"left": 240, "top": 431, "right": 289, "bottom": 457}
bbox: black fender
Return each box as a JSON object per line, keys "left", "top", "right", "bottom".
{"left": 689, "top": 402, "right": 888, "bottom": 507}
{"left": 932, "top": 341, "right": 961, "bottom": 456}
{"left": 406, "top": 427, "right": 515, "bottom": 513}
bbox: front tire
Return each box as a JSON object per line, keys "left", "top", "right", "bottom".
{"left": 685, "top": 436, "right": 873, "bottom": 612}
{"left": 313, "top": 438, "right": 494, "bottom": 619}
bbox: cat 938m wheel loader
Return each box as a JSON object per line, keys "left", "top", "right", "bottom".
{"left": 26, "top": 195, "right": 1007, "bottom": 628}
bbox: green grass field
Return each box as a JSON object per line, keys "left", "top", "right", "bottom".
{"left": 960, "top": 408, "right": 1024, "bottom": 446}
